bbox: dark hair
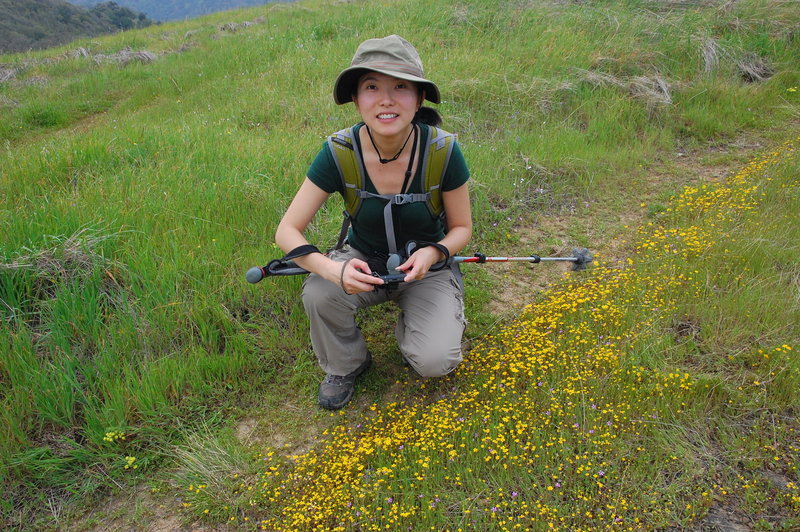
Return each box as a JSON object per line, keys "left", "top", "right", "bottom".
{"left": 414, "top": 86, "right": 442, "bottom": 126}
{"left": 414, "top": 106, "right": 442, "bottom": 127}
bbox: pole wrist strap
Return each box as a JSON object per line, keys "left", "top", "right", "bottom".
{"left": 283, "top": 244, "right": 321, "bottom": 261}
{"left": 405, "top": 240, "right": 451, "bottom": 272}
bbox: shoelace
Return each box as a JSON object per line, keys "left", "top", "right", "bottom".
{"left": 322, "top": 374, "right": 352, "bottom": 386}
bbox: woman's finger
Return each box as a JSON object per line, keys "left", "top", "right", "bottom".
{"left": 341, "top": 258, "right": 384, "bottom": 294}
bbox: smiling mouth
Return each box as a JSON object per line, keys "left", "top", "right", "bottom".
{"left": 377, "top": 113, "right": 399, "bottom": 119}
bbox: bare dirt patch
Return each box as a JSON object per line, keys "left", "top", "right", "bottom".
{"left": 701, "top": 504, "right": 753, "bottom": 531}
{"left": 233, "top": 401, "right": 325, "bottom": 458}
{"left": 69, "top": 484, "right": 195, "bottom": 532}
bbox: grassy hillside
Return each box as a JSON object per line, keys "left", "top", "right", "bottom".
{"left": 69, "top": 0, "right": 292, "bottom": 22}
{"left": 0, "top": 0, "right": 153, "bottom": 54}
{"left": 1, "top": 0, "right": 798, "bottom": 529}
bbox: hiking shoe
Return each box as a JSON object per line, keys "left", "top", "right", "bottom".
{"left": 318, "top": 355, "right": 372, "bottom": 410}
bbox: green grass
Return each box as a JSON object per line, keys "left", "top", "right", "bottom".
{"left": 1, "top": 0, "right": 799, "bottom": 529}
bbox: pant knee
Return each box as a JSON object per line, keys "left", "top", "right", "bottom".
{"left": 406, "top": 348, "right": 462, "bottom": 378}
{"left": 301, "top": 275, "right": 340, "bottom": 313}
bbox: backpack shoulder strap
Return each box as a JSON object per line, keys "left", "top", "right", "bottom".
{"left": 327, "top": 126, "right": 367, "bottom": 218}
{"left": 420, "top": 126, "right": 456, "bottom": 218}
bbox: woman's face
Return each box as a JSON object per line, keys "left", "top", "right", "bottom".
{"left": 353, "top": 72, "right": 422, "bottom": 138}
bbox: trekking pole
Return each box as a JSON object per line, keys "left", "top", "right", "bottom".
{"left": 246, "top": 248, "right": 592, "bottom": 284}
{"left": 452, "top": 248, "right": 593, "bottom": 271}
{"left": 246, "top": 258, "right": 308, "bottom": 283}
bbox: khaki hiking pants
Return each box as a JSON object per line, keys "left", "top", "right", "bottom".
{"left": 302, "top": 246, "right": 467, "bottom": 378}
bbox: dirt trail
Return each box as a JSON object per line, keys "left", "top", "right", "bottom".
{"left": 485, "top": 135, "right": 765, "bottom": 316}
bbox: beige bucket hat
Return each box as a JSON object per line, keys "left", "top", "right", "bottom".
{"left": 333, "top": 35, "right": 441, "bottom": 105}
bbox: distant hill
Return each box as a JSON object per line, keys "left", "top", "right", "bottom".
{"left": 69, "top": 0, "right": 292, "bottom": 22}
{"left": 0, "top": 0, "right": 154, "bottom": 54}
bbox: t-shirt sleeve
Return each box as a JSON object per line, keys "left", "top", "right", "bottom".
{"left": 441, "top": 141, "right": 470, "bottom": 192}
{"left": 306, "top": 142, "right": 341, "bottom": 194}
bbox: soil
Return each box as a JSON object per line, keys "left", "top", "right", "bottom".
{"left": 69, "top": 484, "right": 195, "bottom": 532}
{"left": 700, "top": 504, "right": 753, "bottom": 531}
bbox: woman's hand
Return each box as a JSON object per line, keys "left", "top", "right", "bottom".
{"left": 393, "top": 182, "right": 472, "bottom": 283}
{"left": 338, "top": 258, "right": 385, "bottom": 294}
{"left": 396, "top": 246, "right": 445, "bottom": 282}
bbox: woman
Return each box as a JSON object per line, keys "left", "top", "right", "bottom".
{"left": 275, "top": 35, "right": 472, "bottom": 410}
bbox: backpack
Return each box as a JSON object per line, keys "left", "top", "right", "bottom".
{"left": 327, "top": 123, "right": 456, "bottom": 254}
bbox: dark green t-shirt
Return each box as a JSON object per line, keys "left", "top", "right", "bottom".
{"left": 307, "top": 123, "right": 470, "bottom": 256}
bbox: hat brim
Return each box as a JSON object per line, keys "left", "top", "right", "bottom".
{"left": 333, "top": 66, "right": 441, "bottom": 105}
